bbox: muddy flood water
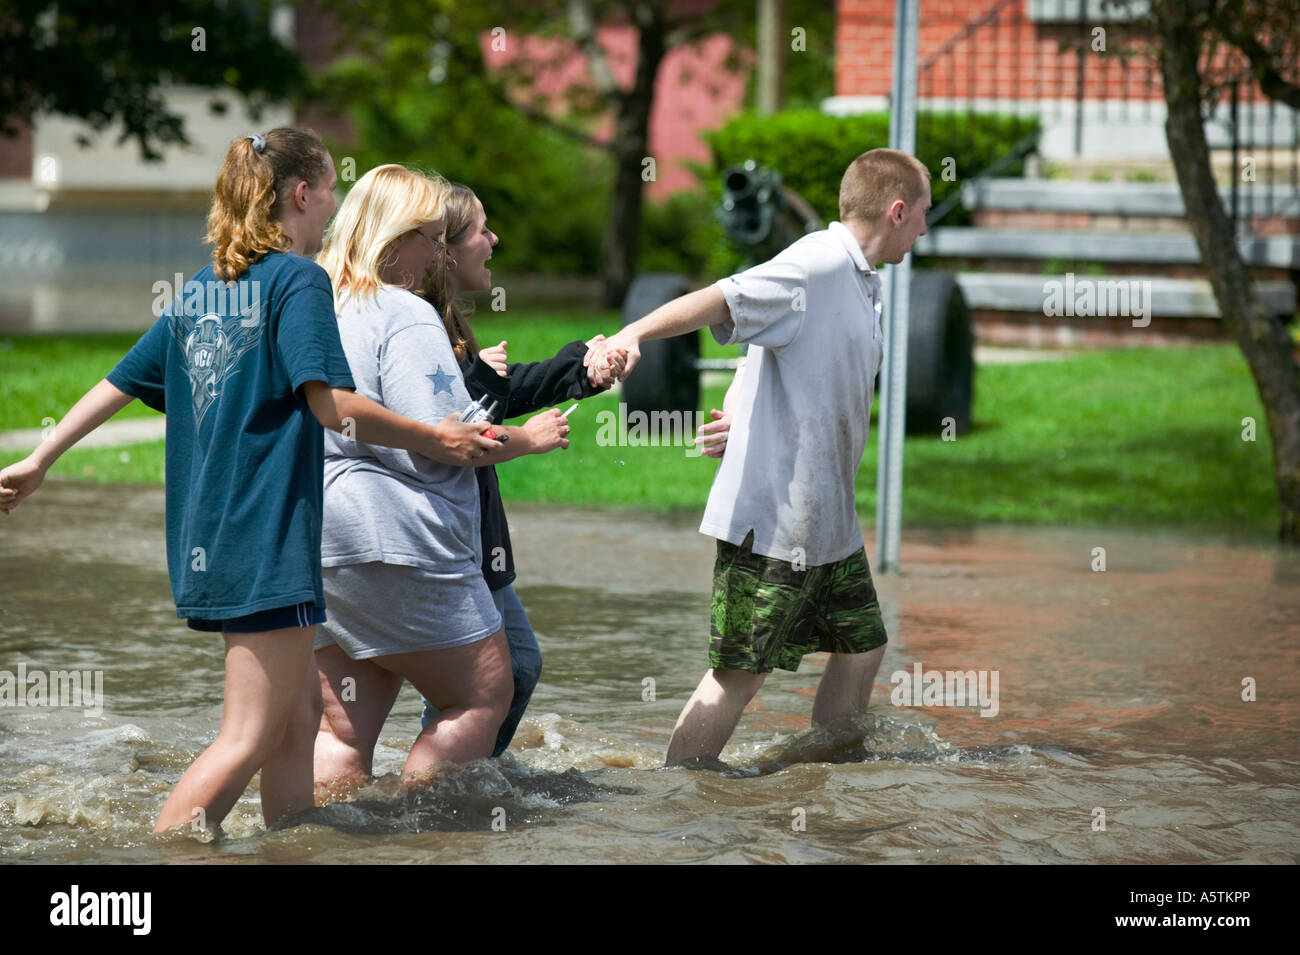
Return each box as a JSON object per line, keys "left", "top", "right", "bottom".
{"left": 1, "top": 482, "right": 1297, "bottom": 864}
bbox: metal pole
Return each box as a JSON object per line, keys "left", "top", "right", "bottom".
{"left": 876, "top": 0, "right": 918, "bottom": 575}
{"left": 756, "top": 0, "right": 786, "bottom": 115}
{"left": 1231, "top": 77, "right": 1240, "bottom": 235}
{"left": 1074, "top": 0, "right": 1086, "bottom": 155}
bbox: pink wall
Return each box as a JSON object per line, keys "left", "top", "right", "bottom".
{"left": 485, "top": 28, "right": 750, "bottom": 197}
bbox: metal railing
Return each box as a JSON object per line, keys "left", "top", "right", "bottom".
{"left": 911, "top": 0, "right": 1299, "bottom": 238}
{"left": 916, "top": 0, "right": 1041, "bottom": 227}
{"left": 1225, "top": 72, "right": 1300, "bottom": 236}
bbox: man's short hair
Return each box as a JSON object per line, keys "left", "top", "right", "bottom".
{"left": 838, "top": 149, "right": 931, "bottom": 222}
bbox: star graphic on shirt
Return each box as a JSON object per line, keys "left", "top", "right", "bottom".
{"left": 427, "top": 365, "right": 455, "bottom": 396}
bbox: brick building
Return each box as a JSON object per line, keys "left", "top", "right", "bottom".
{"left": 829, "top": 0, "right": 1287, "bottom": 160}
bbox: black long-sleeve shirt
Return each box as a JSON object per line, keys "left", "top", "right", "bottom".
{"left": 461, "top": 339, "right": 602, "bottom": 591}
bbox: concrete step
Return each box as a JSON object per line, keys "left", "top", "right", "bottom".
{"left": 916, "top": 227, "right": 1300, "bottom": 268}
{"left": 953, "top": 272, "right": 1296, "bottom": 318}
{"left": 1026, "top": 150, "right": 1300, "bottom": 186}
{"left": 962, "top": 179, "right": 1300, "bottom": 218}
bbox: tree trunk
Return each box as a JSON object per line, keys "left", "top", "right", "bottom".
{"left": 602, "top": 120, "right": 650, "bottom": 308}
{"left": 1154, "top": 1, "right": 1300, "bottom": 544}
{"left": 600, "top": 7, "right": 666, "bottom": 308}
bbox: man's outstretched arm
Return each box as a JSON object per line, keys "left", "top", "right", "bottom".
{"left": 586, "top": 285, "right": 730, "bottom": 380}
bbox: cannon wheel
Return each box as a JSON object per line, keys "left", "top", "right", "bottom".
{"left": 620, "top": 273, "right": 700, "bottom": 416}
{"left": 904, "top": 270, "right": 974, "bottom": 434}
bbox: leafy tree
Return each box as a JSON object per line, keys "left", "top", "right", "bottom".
{"left": 1144, "top": 0, "right": 1300, "bottom": 542}
{"left": 312, "top": 16, "right": 610, "bottom": 277}
{"left": 315, "top": 0, "right": 762, "bottom": 306}
{"left": 0, "top": 0, "right": 304, "bottom": 160}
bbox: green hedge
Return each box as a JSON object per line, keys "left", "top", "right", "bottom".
{"left": 638, "top": 189, "right": 729, "bottom": 278}
{"left": 705, "top": 109, "right": 1040, "bottom": 227}
{"left": 636, "top": 109, "right": 1041, "bottom": 279}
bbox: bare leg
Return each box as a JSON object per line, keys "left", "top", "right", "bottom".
{"left": 313, "top": 645, "right": 403, "bottom": 793}
{"left": 153, "top": 626, "right": 315, "bottom": 834}
{"left": 259, "top": 645, "right": 324, "bottom": 826}
{"left": 665, "top": 668, "right": 767, "bottom": 766}
{"left": 380, "top": 630, "right": 513, "bottom": 773}
{"left": 811, "top": 646, "right": 886, "bottom": 729}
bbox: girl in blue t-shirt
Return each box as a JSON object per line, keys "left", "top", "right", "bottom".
{"left": 0, "top": 129, "right": 497, "bottom": 835}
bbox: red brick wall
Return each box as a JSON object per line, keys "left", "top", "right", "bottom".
{"left": 836, "top": 0, "right": 1272, "bottom": 104}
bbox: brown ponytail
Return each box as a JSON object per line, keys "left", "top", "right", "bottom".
{"left": 205, "top": 127, "right": 331, "bottom": 281}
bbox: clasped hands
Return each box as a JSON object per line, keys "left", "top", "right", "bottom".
{"left": 480, "top": 337, "right": 628, "bottom": 390}
{"left": 582, "top": 331, "right": 638, "bottom": 386}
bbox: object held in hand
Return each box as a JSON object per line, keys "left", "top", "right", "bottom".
{"left": 461, "top": 396, "right": 506, "bottom": 442}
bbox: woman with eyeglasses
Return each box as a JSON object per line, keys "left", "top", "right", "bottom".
{"left": 311, "top": 165, "right": 575, "bottom": 790}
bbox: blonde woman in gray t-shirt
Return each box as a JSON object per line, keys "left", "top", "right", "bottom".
{"left": 311, "top": 165, "right": 570, "bottom": 794}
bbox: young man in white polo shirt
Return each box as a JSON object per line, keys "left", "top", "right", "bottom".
{"left": 589, "top": 148, "right": 931, "bottom": 765}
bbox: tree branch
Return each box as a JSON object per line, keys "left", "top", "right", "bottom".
{"left": 1217, "top": 19, "right": 1300, "bottom": 110}
{"left": 665, "top": 21, "right": 723, "bottom": 49}
{"left": 567, "top": 0, "right": 624, "bottom": 104}
{"left": 438, "top": 27, "right": 610, "bottom": 152}
{"left": 494, "top": 85, "right": 612, "bottom": 151}
{"left": 664, "top": 0, "right": 747, "bottom": 50}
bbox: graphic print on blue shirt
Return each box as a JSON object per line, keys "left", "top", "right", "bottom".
{"left": 171, "top": 304, "right": 266, "bottom": 427}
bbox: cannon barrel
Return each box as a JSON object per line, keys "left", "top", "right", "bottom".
{"left": 718, "top": 160, "right": 824, "bottom": 263}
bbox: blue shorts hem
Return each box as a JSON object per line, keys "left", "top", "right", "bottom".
{"left": 188, "top": 602, "right": 326, "bottom": 633}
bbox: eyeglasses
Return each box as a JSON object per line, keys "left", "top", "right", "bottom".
{"left": 411, "top": 227, "right": 446, "bottom": 253}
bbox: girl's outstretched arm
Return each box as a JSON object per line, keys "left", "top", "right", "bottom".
{"left": 0, "top": 379, "right": 135, "bottom": 513}
{"left": 301, "top": 381, "right": 497, "bottom": 466}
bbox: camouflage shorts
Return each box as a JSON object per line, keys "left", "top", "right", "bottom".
{"left": 709, "top": 531, "right": 888, "bottom": 674}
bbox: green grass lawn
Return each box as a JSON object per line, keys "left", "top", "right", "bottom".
{"left": 0, "top": 333, "right": 164, "bottom": 432}
{"left": 0, "top": 320, "right": 1279, "bottom": 535}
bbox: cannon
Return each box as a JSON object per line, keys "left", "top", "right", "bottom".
{"left": 621, "top": 160, "right": 974, "bottom": 434}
